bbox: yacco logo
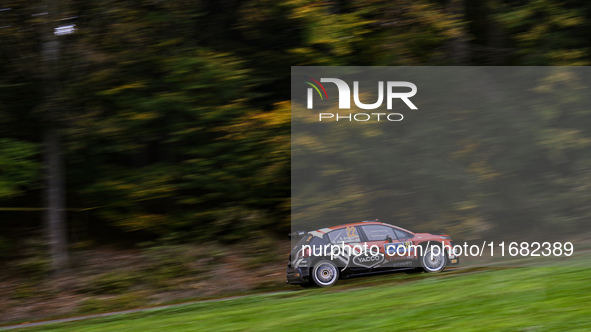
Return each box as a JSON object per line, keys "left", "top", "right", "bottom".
{"left": 305, "top": 77, "right": 418, "bottom": 111}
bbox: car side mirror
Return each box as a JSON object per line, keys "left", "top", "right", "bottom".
{"left": 385, "top": 235, "right": 393, "bottom": 243}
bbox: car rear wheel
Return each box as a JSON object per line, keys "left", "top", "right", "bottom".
{"left": 421, "top": 246, "right": 447, "bottom": 273}
{"left": 311, "top": 260, "right": 339, "bottom": 287}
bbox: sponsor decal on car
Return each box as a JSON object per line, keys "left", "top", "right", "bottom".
{"left": 295, "top": 259, "right": 309, "bottom": 268}
{"left": 384, "top": 241, "right": 415, "bottom": 256}
{"left": 391, "top": 261, "right": 413, "bottom": 268}
{"left": 352, "top": 253, "right": 385, "bottom": 268}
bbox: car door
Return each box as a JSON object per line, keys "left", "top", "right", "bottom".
{"left": 391, "top": 228, "right": 416, "bottom": 262}
{"left": 359, "top": 225, "right": 403, "bottom": 267}
{"left": 326, "top": 226, "right": 363, "bottom": 269}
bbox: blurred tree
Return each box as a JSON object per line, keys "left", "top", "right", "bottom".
{"left": 41, "top": 0, "right": 71, "bottom": 273}
{"left": 0, "top": 0, "right": 74, "bottom": 273}
{"left": 495, "top": 0, "right": 590, "bottom": 65}
{"left": 0, "top": 139, "right": 40, "bottom": 198}
{"left": 2, "top": 0, "right": 591, "bottom": 253}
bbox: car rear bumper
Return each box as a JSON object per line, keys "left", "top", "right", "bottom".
{"left": 286, "top": 266, "right": 310, "bottom": 284}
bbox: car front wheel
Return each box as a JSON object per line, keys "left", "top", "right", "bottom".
{"left": 421, "top": 246, "right": 447, "bottom": 273}
{"left": 311, "top": 260, "right": 339, "bottom": 287}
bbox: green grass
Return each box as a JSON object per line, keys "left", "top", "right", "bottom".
{"left": 10, "top": 267, "right": 591, "bottom": 332}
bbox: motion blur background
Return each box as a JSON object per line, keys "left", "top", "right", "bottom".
{"left": 2, "top": 0, "right": 591, "bottom": 325}
{"left": 291, "top": 66, "right": 591, "bottom": 268}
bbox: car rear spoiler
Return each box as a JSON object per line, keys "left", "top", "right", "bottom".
{"left": 288, "top": 230, "right": 307, "bottom": 240}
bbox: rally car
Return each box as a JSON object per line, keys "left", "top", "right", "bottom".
{"left": 286, "top": 220, "right": 459, "bottom": 287}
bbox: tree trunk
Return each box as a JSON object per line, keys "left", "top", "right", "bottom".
{"left": 44, "top": 128, "right": 69, "bottom": 273}
{"left": 486, "top": 1, "right": 506, "bottom": 65}
{"left": 448, "top": 0, "right": 470, "bottom": 64}
{"left": 42, "top": 0, "right": 69, "bottom": 274}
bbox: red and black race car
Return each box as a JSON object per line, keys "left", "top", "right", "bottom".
{"left": 286, "top": 220, "right": 459, "bottom": 287}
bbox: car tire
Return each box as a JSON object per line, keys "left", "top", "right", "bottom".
{"left": 311, "top": 260, "right": 339, "bottom": 287}
{"left": 421, "top": 245, "right": 447, "bottom": 273}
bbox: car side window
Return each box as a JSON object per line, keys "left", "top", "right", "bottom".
{"left": 394, "top": 229, "right": 412, "bottom": 240}
{"left": 328, "top": 226, "right": 361, "bottom": 243}
{"left": 361, "top": 225, "right": 397, "bottom": 241}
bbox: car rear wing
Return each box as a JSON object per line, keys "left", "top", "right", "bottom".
{"left": 288, "top": 230, "right": 307, "bottom": 240}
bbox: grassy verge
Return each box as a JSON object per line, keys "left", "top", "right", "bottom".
{"left": 10, "top": 267, "right": 591, "bottom": 331}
